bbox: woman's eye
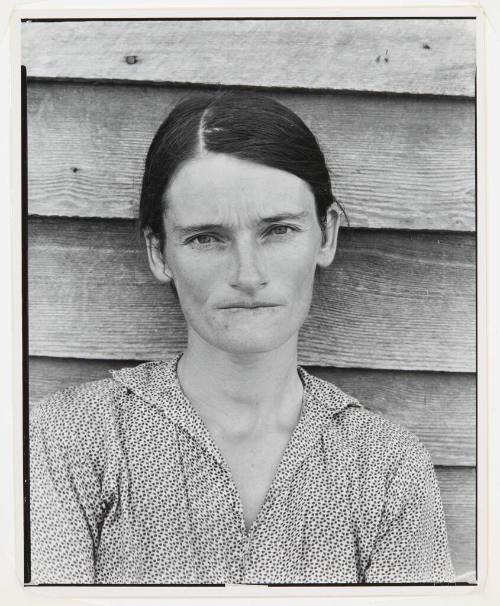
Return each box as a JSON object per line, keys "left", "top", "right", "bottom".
{"left": 195, "top": 235, "right": 214, "bottom": 244}
{"left": 268, "top": 225, "right": 295, "bottom": 236}
{"left": 188, "top": 234, "right": 220, "bottom": 247}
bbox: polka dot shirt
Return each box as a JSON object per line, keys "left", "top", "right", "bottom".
{"left": 29, "top": 355, "right": 455, "bottom": 585}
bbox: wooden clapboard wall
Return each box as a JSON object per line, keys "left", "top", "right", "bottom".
{"left": 22, "top": 19, "right": 477, "bottom": 581}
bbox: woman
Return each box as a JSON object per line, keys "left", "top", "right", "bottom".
{"left": 30, "top": 91, "right": 455, "bottom": 585}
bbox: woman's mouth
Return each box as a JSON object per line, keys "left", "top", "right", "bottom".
{"left": 219, "top": 302, "right": 281, "bottom": 310}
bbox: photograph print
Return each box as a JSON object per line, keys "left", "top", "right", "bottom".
{"left": 22, "top": 16, "right": 477, "bottom": 586}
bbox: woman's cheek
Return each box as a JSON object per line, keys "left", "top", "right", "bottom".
{"left": 171, "top": 253, "right": 216, "bottom": 298}
{"left": 277, "top": 241, "right": 317, "bottom": 281}
{"left": 178, "top": 273, "right": 213, "bottom": 306}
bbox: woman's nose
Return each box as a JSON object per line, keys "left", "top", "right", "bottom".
{"left": 230, "top": 238, "right": 268, "bottom": 292}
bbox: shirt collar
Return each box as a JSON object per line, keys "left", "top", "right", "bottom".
{"left": 110, "top": 355, "right": 361, "bottom": 479}
{"left": 110, "top": 354, "right": 359, "bottom": 414}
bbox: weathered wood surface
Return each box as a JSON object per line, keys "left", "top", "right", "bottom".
{"left": 28, "top": 218, "right": 476, "bottom": 372}
{"left": 21, "top": 19, "right": 476, "bottom": 97}
{"left": 28, "top": 357, "right": 476, "bottom": 467}
{"left": 27, "top": 82, "right": 475, "bottom": 231}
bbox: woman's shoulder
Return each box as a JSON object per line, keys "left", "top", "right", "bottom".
{"left": 30, "top": 361, "right": 161, "bottom": 443}
{"left": 304, "top": 370, "right": 428, "bottom": 465}
{"left": 30, "top": 358, "right": 178, "bottom": 435}
{"left": 339, "top": 403, "right": 420, "bottom": 451}
{"left": 337, "top": 404, "right": 429, "bottom": 472}
{"left": 32, "top": 374, "right": 126, "bottom": 418}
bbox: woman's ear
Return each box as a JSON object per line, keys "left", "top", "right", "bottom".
{"left": 316, "top": 206, "right": 341, "bottom": 268}
{"left": 143, "top": 228, "right": 173, "bottom": 283}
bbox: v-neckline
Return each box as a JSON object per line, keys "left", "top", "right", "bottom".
{"left": 169, "top": 355, "right": 332, "bottom": 538}
{"left": 220, "top": 390, "right": 308, "bottom": 537}
{"left": 110, "top": 354, "right": 360, "bottom": 538}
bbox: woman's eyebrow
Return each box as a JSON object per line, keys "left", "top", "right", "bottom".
{"left": 260, "top": 211, "right": 309, "bottom": 223}
{"left": 173, "top": 212, "right": 310, "bottom": 236}
{"left": 173, "top": 223, "right": 224, "bottom": 236}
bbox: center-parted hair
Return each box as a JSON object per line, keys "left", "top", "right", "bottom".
{"left": 139, "top": 90, "right": 344, "bottom": 250}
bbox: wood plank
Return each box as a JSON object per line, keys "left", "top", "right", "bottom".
{"left": 28, "top": 357, "right": 476, "bottom": 467}
{"left": 436, "top": 467, "right": 476, "bottom": 581}
{"left": 27, "top": 82, "right": 475, "bottom": 231}
{"left": 21, "top": 19, "right": 476, "bottom": 97}
{"left": 28, "top": 218, "right": 476, "bottom": 372}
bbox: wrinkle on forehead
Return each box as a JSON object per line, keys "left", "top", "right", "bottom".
{"left": 164, "top": 153, "right": 315, "bottom": 230}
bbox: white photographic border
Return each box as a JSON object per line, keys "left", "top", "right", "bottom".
{"left": 4, "top": 1, "right": 494, "bottom": 603}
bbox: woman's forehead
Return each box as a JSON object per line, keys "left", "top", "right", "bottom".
{"left": 164, "top": 153, "right": 315, "bottom": 227}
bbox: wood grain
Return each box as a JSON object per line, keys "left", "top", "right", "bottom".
{"left": 21, "top": 19, "right": 476, "bottom": 96}
{"left": 28, "top": 218, "right": 476, "bottom": 372}
{"left": 27, "top": 82, "right": 475, "bottom": 231}
{"left": 28, "top": 357, "right": 476, "bottom": 467}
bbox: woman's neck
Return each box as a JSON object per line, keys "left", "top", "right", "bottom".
{"left": 177, "top": 333, "right": 304, "bottom": 437}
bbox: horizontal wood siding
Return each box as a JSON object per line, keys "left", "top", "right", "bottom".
{"left": 28, "top": 218, "right": 475, "bottom": 371}
{"left": 28, "top": 357, "right": 475, "bottom": 467}
{"left": 27, "top": 82, "right": 475, "bottom": 231}
{"left": 22, "top": 20, "right": 475, "bottom": 96}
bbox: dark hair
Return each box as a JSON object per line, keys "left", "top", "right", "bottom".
{"left": 139, "top": 90, "right": 345, "bottom": 250}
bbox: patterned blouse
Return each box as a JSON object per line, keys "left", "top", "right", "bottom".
{"left": 29, "top": 355, "right": 455, "bottom": 585}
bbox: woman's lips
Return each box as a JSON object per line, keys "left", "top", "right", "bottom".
{"left": 218, "top": 302, "right": 281, "bottom": 309}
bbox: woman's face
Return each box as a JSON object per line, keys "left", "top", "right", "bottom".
{"left": 147, "top": 153, "right": 338, "bottom": 355}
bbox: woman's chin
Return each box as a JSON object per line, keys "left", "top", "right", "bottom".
{"left": 185, "top": 308, "right": 304, "bottom": 355}
{"left": 196, "top": 326, "right": 294, "bottom": 356}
